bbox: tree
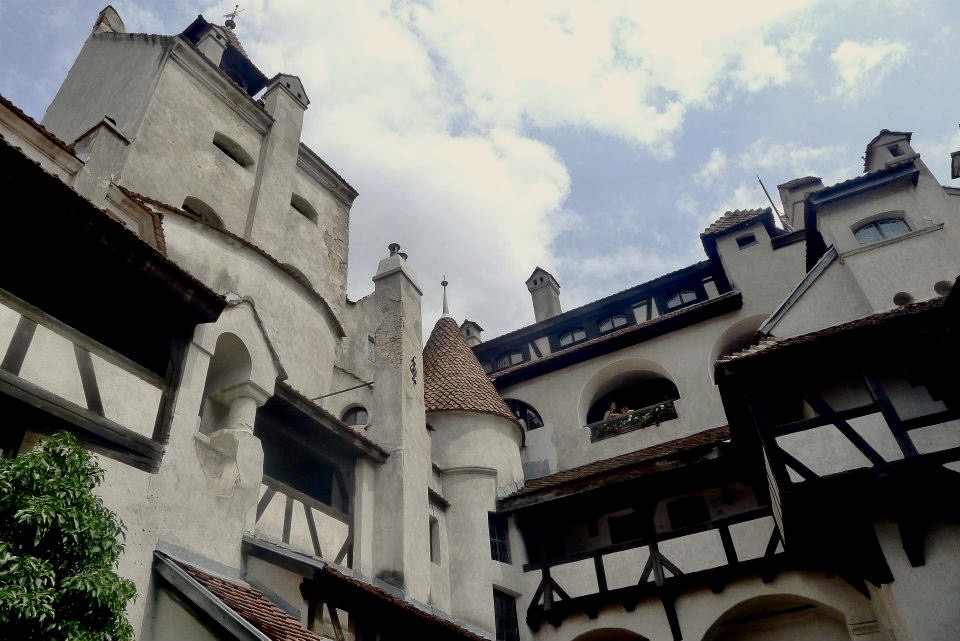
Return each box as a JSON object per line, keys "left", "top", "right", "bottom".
{"left": 0, "top": 432, "right": 136, "bottom": 641}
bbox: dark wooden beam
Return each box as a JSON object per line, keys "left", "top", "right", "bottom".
{"left": 803, "top": 391, "right": 886, "bottom": 466}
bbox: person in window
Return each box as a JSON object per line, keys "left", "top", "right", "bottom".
{"left": 619, "top": 404, "right": 633, "bottom": 416}
{"left": 603, "top": 402, "right": 620, "bottom": 420}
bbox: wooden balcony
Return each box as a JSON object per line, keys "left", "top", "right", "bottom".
{"left": 587, "top": 400, "right": 678, "bottom": 442}
{"left": 524, "top": 507, "right": 783, "bottom": 641}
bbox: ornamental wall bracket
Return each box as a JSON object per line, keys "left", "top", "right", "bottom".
{"left": 410, "top": 356, "right": 418, "bottom": 385}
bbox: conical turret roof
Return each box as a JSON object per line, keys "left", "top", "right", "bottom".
{"left": 423, "top": 316, "right": 517, "bottom": 423}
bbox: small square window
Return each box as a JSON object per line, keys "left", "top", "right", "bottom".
{"left": 736, "top": 233, "right": 757, "bottom": 249}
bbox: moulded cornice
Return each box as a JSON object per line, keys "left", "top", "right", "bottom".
{"left": 297, "top": 143, "right": 359, "bottom": 207}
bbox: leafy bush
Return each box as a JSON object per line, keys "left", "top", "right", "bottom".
{"left": 0, "top": 432, "right": 135, "bottom": 640}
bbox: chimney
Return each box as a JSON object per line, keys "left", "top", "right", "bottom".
{"left": 460, "top": 320, "right": 483, "bottom": 347}
{"left": 777, "top": 176, "right": 824, "bottom": 231}
{"left": 92, "top": 6, "right": 125, "bottom": 36}
{"left": 197, "top": 26, "right": 228, "bottom": 66}
{"left": 526, "top": 267, "right": 561, "bottom": 323}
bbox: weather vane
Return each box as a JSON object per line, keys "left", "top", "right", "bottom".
{"left": 224, "top": 4, "right": 244, "bottom": 29}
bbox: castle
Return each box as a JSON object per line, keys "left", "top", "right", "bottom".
{"left": 1, "top": 6, "right": 959, "bottom": 640}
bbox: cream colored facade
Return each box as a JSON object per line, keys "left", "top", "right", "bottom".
{"left": 1, "top": 6, "right": 959, "bottom": 641}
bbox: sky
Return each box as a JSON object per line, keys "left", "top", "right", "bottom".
{"left": 1, "top": 0, "right": 958, "bottom": 339}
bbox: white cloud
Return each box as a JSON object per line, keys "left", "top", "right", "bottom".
{"left": 830, "top": 39, "right": 908, "bottom": 100}
{"left": 190, "top": 0, "right": 827, "bottom": 335}
{"left": 740, "top": 138, "right": 855, "bottom": 184}
{"left": 697, "top": 148, "right": 728, "bottom": 184}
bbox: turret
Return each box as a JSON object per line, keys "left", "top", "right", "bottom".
{"left": 423, "top": 290, "right": 524, "bottom": 631}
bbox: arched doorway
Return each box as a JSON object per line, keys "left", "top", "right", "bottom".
{"left": 572, "top": 629, "right": 648, "bottom": 641}
{"left": 702, "top": 595, "right": 848, "bottom": 641}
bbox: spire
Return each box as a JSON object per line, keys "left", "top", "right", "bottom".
{"left": 441, "top": 275, "right": 450, "bottom": 317}
{"left": 423, "top": 317, "right": 516, "bottom": 423}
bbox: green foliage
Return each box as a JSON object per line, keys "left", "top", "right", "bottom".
{"left": 0, "top": 432, "right": 135, "bottom": 641}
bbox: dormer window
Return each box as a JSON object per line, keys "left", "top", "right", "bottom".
{"left": 853, "top": 216, "right": 910, "bottom": 246}
{"left": 558, "top": 328, "right": 586, "bottom": 347}
{"left": 598, "top": 315, "right": 627, "bottom": 333}
{"left": 290, "top": 193, "right": 318, "bottom": 223}
{"left": 495, "top": 352, "right": 524, "bottom": 370}
{"left": 666, "top": 290, "right": 697, "bottom": 309}
{"left": 212, "top": 132, "right": 254, "bottom": 167}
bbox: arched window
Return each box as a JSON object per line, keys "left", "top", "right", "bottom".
{"left": 586, "top": 374, "right": 680, "bottom": 424}
{"left": 198, "top": 333, "right": 252, "bottom": 435}
{"left": 290, "top": 193, "right": 318, "bottom": 223}
{"left": 495, "top": 351, "right": 524, "bottom": 370}
{"left": 854, "top": 217, "right": 910, "bottom": 245}
{"left": 342, "top": 406, "right": 369, "bottom": 426}
{"left": 558, "top": 328, "right": 586, "bottom": 347}
{"left": 182, "top": 196, "right": 224, "bottom": 229}
{"left": 505, "top": 399, "right": 544, "bottom": 430}
{"left": 212, "top": 132, "right": 254, "bottom": 167}
{"left": 666, "top": 290, "right": 697, "bottom": 309}
{"left": 598, "top": 314, "right": 628, "bottom": 333}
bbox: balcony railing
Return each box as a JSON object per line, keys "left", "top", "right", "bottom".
{"left": 587, "top": 400, "right": 678, "bottom": 442}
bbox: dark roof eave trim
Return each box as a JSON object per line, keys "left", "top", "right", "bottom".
{"left": 498, "top": 444, "right": 727, "bottom": 513}
{"left": 478, "top": 261, "right": 712, "bottom": 348}
{"left": 808, "top": 163, "right": 920, "bottom": 211}
{"left": 491, "top": 292, "right": 742, "bottom": 388}
{"left": 153, "top": 552, "right": 272, "bottom": 641}
{"left": 275, "top": 381, "right": 388, "bottom": 462}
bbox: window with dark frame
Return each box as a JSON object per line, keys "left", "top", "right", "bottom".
{"left": 367, "top": 335, "right": 376, "bottom": 362}
{"left": 558, "top": 328, "right": 586, "bottom": 346}
{"left": 493, "top": 589, "right": 520, "bottom": 641}
{"left": 489, "top": 512, "right": 511, "bottom": 563}
{"left": 495, "top": 351, "right": 524, "bottom": 370}
{"left": 666, "top": 290, "right": 697, "bottom": 309}
{"left": 598, "top": 314, "right": 628, "bottom": 332}
{"left": 853, "top": 218, "right": 910, "bottom": 246}
{"left": 341, "top": 406, "right": 368, "bottom": 426}
{"left": 505, "top": 399, "right": 544, "bottom": 430}
{"left": 736, "top": 233, "right": 757, "bottom": 249}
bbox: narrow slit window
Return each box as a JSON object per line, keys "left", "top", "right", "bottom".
{"left": 489, "top": 513, "right": 511, "bottom": 563}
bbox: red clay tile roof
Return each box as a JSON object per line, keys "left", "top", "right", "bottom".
{"left": 424, "top": 316, "right": 517, "bottom": 423}
{"left": 0, "top": 94, "right": 78, "bottom": 156}
{"left": 501, "top": 426, "right": 730, "bottom": 507}
{"left": 777, "top": 175, "right": 822, "bottom": 191}
{"left": 701, "top": 208, "right": 770, "bottom": 237}
{"left": 719, "top": 297, "right": 945, "bottom": 365}
{"left": 180, "top": 562, "right": 321, "bottom": 641}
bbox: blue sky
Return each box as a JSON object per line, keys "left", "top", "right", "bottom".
{"left": 2, "top": 0, "right": 957, "bottom": 338}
